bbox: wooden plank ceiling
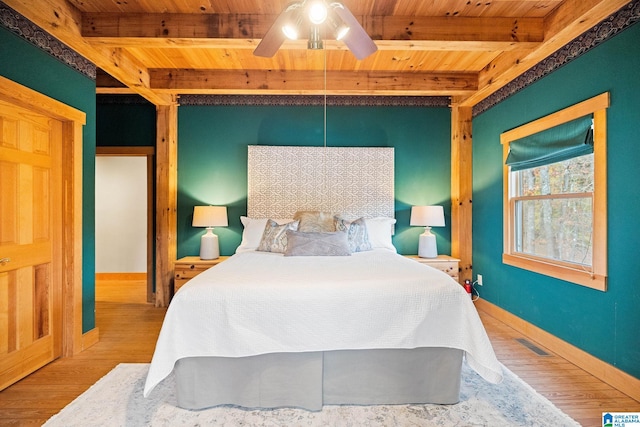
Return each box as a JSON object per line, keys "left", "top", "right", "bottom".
{"left": 4, "top": 0, "right": 630, "bottom": 106}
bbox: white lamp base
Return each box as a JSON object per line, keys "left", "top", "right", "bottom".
{"left": 418, "top": 227, "right": 438, "bottom": 258}
{"left": 199, "top": 227, "right": 220, "bottom": 260}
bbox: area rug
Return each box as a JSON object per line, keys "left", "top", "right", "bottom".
{"left": 44, "top": 363, "right": 579, "bottom": 426}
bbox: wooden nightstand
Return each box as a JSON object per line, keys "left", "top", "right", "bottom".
{"left": 174, "top": 256, "right": 229, "bottom": 292}
{"left": 405, "top": 255, "right": 460, "bottom": 282}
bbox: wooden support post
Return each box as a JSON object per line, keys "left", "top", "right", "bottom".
{"left": 155, "top": 100, "right": 178, "bottom": 307}
{"left": 450, "top": 100, "right": 473, "bottom": 284}
{"left": 63, "top": 119, "right": 86, "bottom": 354}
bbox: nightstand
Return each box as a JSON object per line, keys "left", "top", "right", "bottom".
{"left": 174, "top": 256, "right": 229, "bottom": 292}
{"left": 405, "top": 255, "right": 460, "bottom": 282}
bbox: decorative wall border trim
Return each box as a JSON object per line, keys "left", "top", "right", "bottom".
{"left": 0, "top": 1, "right": 96, "bottom": 80}
{"left": 178, "top": 94, "right": 450, "bottom": 108}
{"left": 473, "top": 0, "right": 640, "bottom": 117}
{"left": 97, "top": 94, "right": 152, "bottom": 105}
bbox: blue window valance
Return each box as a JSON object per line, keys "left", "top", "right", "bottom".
{"left": 506, "top": 115, "right": 594, "bottom": 171}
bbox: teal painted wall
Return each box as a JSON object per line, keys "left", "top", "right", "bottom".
{"left": 96, "top": 99, "right": 156, "bottom": 147}
{"left": 0, "top": 27, "right": 97, "bottom": 332}
{"left": 177, "top": 105, "right": 452, "bottom": 258}
{"left": 472, "top": 22, "right": 640, "bottom": 379}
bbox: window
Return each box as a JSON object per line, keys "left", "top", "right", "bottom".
{"left": 501, "top": 93, "right": 609, "bottom": 291}
{"left": 512, "top": 153, "right": 594, "bottom": 263}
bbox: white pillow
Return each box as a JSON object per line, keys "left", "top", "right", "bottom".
{"left": 236, "top": 216, "right": 294, "bottom": 253}
{"left": 364, "top": 217, "right": 397, "bottom": 252}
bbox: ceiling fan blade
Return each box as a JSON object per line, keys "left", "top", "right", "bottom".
{"left": 253, "top": 19, "right": 286, "bottom": 57}
{"left": 254, "top": 4, "right": 301, "bottom": 57}
{"left": 332, "top": 3, "right": 377, "bottom": 60}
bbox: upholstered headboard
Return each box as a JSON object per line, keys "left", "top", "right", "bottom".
{"left": 247, "top": 145, "right": 394, "bottom": 219}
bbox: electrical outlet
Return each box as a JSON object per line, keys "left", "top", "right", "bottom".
{"left": 477, "top": 274, "right": 483, "bottom": 286}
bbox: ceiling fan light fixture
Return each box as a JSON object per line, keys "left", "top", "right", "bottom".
{"left": 281, "top": 4, "right": 304, "bottom": 40}
{"left": 282, "top": 22, "right": 300, "bottom": 40}
{"left": 307, "top": 25, "right": 324, "bottom": 50}
{"left": 308, "top": 1, "right": 328, "bottom": 25}
{"left": 254, "top": 0, "right": 377, "bottom": 59}
{"left": 327, "top": 8, "right": 349, "bottom": 40}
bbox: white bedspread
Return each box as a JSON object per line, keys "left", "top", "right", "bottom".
{"left": 144, "top": 250, "right": 503, "bottom": 397}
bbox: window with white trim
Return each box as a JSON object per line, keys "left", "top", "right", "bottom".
{"left": 501, "top": 93, "right": 609, "bottom": 291}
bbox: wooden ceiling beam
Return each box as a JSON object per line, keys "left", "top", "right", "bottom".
{"left": 147, "top": 69, "right": 478, "bottom": 96}
{"left": 86, "top": 37, "right": 539, "bottom": 53}
{"left": 2, "top": 0, "right": 174, "bottom": 106}
{"left": 82, "top": 13, "right": 544, "bottom": 48}
{"left": 91, "top": 45, "right": 175, "bottom": 105}
{"left": 458, "top": 0, "right": 630, "bottom": 107}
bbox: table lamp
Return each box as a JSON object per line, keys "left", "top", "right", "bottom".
{"left": 192, "top": 206, "right": 228, "bottom": 259}
{"left": 410, "top": 205, "right": 445, "bottom": 258}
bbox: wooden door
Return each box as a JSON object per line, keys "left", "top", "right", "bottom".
{"left": 0, "top": 99, "right": 63, "bottom": 390}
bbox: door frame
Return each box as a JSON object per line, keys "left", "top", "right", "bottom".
{"left": 95, "top": 146, "right": 155, "bottom": 303}
{"left": 0, "top": 75, "right": 86, "bottom": 356}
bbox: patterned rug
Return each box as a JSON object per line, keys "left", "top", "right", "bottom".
{"left": 44, "top": 363, "right": 579, "bottom": 426}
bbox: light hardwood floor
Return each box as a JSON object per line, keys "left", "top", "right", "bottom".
{"left": 0, "top": 278, "right": 638, "bottom": 426}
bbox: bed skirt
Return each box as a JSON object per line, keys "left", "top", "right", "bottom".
{"left": 174, "top": 347, "right": 463, "bottom": 411}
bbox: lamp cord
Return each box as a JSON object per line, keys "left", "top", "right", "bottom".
{"left": 471, "top": 280, "right": 483, "bottom": 301}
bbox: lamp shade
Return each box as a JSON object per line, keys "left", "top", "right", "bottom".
{"left": 192, "top": 206, "right": 228, "bottom": 228}
{"left": 410, "top": 205, "right": 445, "bottom": 227}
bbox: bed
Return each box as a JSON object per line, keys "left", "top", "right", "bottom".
{"left": 144, "top": 246, "right": 503, "bottom": 410}
{"left": 143, "top": 146, "right": 503, "bottom": 410}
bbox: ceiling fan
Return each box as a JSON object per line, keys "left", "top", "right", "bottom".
{"left": 253, "top": 1, "right": 378, "bottom": 60}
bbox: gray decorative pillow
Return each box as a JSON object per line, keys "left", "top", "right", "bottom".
{"left": 284, "top": 230, "right": 351, "bottom": 256}
{"left": 334, "top": 216, "right": 373, "bottom": 253}
{"left": 293, "top": 211, "right": 336, "bottom": 232}
{"left": 257, "top": 219, "right": 299, "bottom": 253}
